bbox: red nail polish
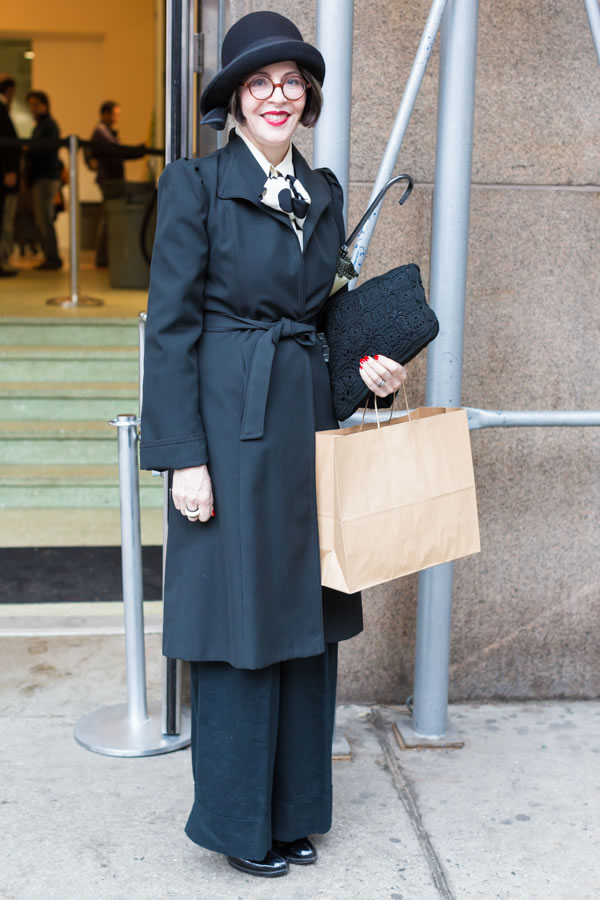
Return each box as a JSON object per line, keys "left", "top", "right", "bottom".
{"left": 374, "top": 355, "right": 379, "bottom": 360}
{"left": 211, "top": 510, "right": 216, "bottom": 517}
{"left": 359, "top": 363, "right": 363, "bottom": 369}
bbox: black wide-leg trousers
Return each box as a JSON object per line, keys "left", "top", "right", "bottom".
{"left": 185, "top": 643, "right": 338, "bottom": 861}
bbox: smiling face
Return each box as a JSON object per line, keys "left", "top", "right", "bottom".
{"left": 237, "top": 60, "right": 307, "bottom": 166}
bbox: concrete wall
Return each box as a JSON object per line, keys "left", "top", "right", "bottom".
{"left": 235, "top": 0, "right": 600, "bottom": 701}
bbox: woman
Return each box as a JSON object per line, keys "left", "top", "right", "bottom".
{"left": 140, "top": 11, "right": 407, "bottom": 879}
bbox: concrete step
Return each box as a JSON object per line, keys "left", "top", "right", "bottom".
{"left": 0, "top": 317, "right": 139, "bottom": 347}
{"left": 0, "top": 421, "right": 116, "bottom": 464}
{"left": 0, "top": 464, "right": 162, "bottom": 508}
{"left": 0, "top": 601, "right": 164, "bottom": 636}
{"left": 0, "top": 381, "right": 138, "bottom": 420}
{"left": 0, "top": 346, "right": 138, "bottom": 382}
{"left": 0, "top": 506, "right": 163, "bottom": 547}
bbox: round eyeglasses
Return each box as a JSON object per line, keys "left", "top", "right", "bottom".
{"left": 241, "top": 73, "right": 309, "bottom": 102}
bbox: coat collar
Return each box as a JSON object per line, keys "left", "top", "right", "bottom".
{"left": 217, "top": 129, "right": 332, "bottom": 249}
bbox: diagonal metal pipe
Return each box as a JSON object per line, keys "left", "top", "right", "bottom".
{"left": 348, "top": 0, "right": 448, "bottom": 278}
{"left": 584, "top": 0, "right": 600, "bottom": 64}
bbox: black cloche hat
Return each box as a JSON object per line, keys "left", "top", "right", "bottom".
{"left": 200, "top": 11, "right": 326, "bottom": 130}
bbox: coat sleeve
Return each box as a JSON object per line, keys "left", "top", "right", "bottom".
{"left": 139, "top": 160, "right": 210, "bottom": 470}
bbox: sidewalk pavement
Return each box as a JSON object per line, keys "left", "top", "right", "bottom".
{"left": 1, "top": 630, "right": 599, "bottom": 900}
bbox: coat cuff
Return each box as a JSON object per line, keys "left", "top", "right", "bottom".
{"left": 139, "top": 433, "right": 209, "bottom": 471}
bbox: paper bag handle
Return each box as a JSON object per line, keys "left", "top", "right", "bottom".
{"left": 360, "top": 383, "right": 411, "bottom": 430}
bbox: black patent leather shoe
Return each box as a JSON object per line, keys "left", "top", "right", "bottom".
{"left": 273, "top": 836, "right": 318, "bottom": 865}
{"left": 226, "top": 849, "right": 289, "bottom": 877}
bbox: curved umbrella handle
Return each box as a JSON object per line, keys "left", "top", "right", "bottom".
{"left": 343, "top": 174, "right": 414, "bottom": 251}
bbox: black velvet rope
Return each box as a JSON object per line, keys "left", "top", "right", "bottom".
{"left": 0, "top": 136, "right": 164, "bottom": 156}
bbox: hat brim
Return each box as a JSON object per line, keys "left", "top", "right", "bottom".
{"left": 200, "top": 38, "right": 325, "bottom": 116}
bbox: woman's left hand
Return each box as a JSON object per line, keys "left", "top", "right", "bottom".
{"left": 359, "top": 354, "right": 407, "bottom": 398}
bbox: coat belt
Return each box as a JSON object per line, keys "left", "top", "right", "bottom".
{"left": 202, "top": 310, "right": 318, "bottom": 440}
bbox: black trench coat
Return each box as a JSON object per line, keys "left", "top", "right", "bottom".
{"left": 140, "top": 130, "right": 363, "bottom": 669}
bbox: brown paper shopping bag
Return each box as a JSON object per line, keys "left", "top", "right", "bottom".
{"left": 315, "top": 406, "right": 480, "bottom": 593}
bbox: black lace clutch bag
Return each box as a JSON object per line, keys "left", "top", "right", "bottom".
{"left": 322, "top": 263, "right": 438, "bottom": 421}
{"left": 321, "top": 176, "right": 439, "bottom": 422}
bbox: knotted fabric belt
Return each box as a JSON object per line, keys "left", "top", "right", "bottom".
{"left": 202, "top": 310, "right": 318, "bottom": 440}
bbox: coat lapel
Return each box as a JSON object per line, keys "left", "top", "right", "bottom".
{"left": 217, "top": 130, "right": 290, "bottom": 230}
{"left": 217, "top": 130, "right": 332, "bottom": 250}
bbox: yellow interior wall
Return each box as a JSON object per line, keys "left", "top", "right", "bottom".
{"left": 32, "top": 36, "right": 106, "bottom": 204}
{"left": 1, "top": 0, "right": 156, "bottom": 192}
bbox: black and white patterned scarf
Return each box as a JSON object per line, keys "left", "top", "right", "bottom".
{"left": 261, "top": 168, "right": 311, "bottom": 245}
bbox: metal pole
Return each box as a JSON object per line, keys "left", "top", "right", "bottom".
{"left": 346, "top": 406, "right": 600, "bottom": 429}
{"left": 74, "top": 413, "right": 190, "bottom": 755}
{"left": 313, "top": 0, "right": 354, "bottom": 225}
{"left": 348, "top": 0, "right": 448, "bottom": 277}
{"left": 116, "top": 415, "right": 148, "bottom": 726}
{"left": 313, "top": 0, "right": 354, "bottom": 761}
{"left": 197, "top": 0, "right": 221, "bottom": 157}
{"left": 161, "top": 0, "right": 189, "bottom": 738}
{"left": 160, "top": 479, "right": 184, "bottom": 738}
{"left": 584, "top": 0, "right": 600, "bottom": 64}
{"left": 46, "top": 134, "right": 103, "bottom": 308}
{"left": 166, "top": 0, "right": 183, "bottom": 164}
{"left": 138, "top": 312, "right": 146, "bottom": 420}
{"left": 404, "top": 0, "right": 479, "bottom": 744}
{"left": 467, "top": 408, "right": 600, "bottom": 429}
{"left": 181, "top": 0, "right": 195, "bottom": 158}
{"left": 69, "top": 134, "right": 80, "bottom": 305}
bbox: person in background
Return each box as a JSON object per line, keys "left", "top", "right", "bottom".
{"left": 88, "top": 100, "right": 145, "bottom": 267}
{"left": 25, "top": 90, "right": 62, "bottom": 270}
{"left": 0, "top": 75, "right": 20, "bottom": 278}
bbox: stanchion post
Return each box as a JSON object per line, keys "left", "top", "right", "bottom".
{"left": 73, "top": 412, "right": 190, "bottom": 756}
{"left": 46, "top": 134, "right": 103, "bottom": 309}
{"left": 116, "top": 414, "right": 148, "bottom": 727}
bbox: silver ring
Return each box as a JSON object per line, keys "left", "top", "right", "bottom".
{"left": 185, "top": 506, "right": 199, "bottom": 515}
{"left": 377, "top": 378, "right": 386, "bottom": 387}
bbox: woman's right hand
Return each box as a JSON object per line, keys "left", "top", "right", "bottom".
{"left": 172, "top": 465, "right": 214, "bottom": 523}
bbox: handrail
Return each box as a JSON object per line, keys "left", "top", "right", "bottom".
{"left": 466, "top": 408, "right": 600, "bottom": 429}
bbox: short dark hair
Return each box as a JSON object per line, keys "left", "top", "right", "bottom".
{"left": 100, "top": 100, "right": 119, "bottom": 116}
{"left": 26, "top": 90, "right": 50, "bottom": 109}
{"left": 229, "top": 66, "right": 322, "bottom": 129}
{"left": 0, "top": 77, "right": 16, "bottom": 94}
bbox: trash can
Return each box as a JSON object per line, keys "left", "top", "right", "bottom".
{"left": 105, "top": 181, "right": 157, "bottom": 289}
{"left": 80, "top": 201, "right": 102, "bottom": 251}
